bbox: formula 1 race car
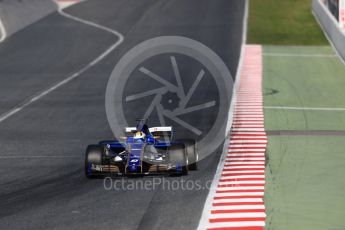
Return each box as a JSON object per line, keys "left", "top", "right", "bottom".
{"left": 85, "top": 119, "right": 198, "bottom": 178}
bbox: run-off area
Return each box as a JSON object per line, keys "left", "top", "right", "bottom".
{"left": 263, "top": 45, "right": 345, "bottom": 230}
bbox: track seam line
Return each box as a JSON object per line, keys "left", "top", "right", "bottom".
{"left": 0, "top": 1, "right": 124, "bottom": 124}
{"left": 265, "top": 106, "right": 345, "bottom": 111}
{"left": 263, "top": 53, "right": 337, "bottom": 57}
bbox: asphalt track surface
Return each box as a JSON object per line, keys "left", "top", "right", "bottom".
{"left": 0, "top": 1, "right": 245, "bottom": 229}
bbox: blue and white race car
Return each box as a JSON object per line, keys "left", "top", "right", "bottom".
{"left": 85, "top": 120, "right": 198, "bottom": 178}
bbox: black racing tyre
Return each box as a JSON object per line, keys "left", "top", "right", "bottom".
{"left": 85, "top": 145, "right": 103, "bottom": 178}
{"left": 168, "top": 143, "right": 188, "bottom": 175}
{"left": 177, "top": 139, "right": 198, "bottom": 171}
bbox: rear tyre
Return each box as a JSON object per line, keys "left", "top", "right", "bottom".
{"left": 177, "top": 139, "right": 198, "bottom": 170}
{"left": 85, "top": 145, "right": 103, "bottom": 178}
{"left": 168, "top": 143, "right": 188, "bottom": 175}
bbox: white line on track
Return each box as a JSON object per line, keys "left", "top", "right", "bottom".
{"left": 265, "top": 106, "right": 345, "bottom": 111}
{"left": 263, "top": 53, "right": 337, "bottom": 58}
{"left": 0, "top": 2, "right": 124, "bottom": 123}
{"left": 0, "top": 15, "right": 6, "bottom": 42}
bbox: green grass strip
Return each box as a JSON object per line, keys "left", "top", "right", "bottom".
{"left": 248, "top": 0, "right": 328, "bottom": 45}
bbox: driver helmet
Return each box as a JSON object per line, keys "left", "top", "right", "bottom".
{"left": 133, "top": 131, "right": 145, "bottom": 139}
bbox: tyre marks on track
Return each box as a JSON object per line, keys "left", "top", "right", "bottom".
{"left": 199, "top": 45, "right": 266, "bottom": 230}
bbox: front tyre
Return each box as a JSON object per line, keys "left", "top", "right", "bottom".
{"left": 85, "top": 145, "right": 103, "bottom": 178}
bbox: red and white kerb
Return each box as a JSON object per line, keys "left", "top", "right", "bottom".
{"left": 204, "top": 45, "right": 266, "bottom": 230}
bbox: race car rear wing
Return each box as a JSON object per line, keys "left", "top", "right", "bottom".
{"left": 124, "top": 126, "right": 173, "bottom": 140}
{"left": 149, "top": 127, "right": 173, "bottom": 141}
{"left": 125, "top": 127, "right": 137, "bottom": 133}
{"left": 148, "top": 126, "right": 172, "bottom": 133}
